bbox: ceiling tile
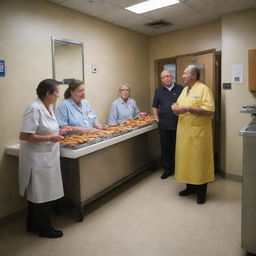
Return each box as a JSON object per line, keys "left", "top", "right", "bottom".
{"left": 128, "top": 26, "right": 158, "bottom": 36}
{"left": 166, "top": 10, "right": 212, "bottom": 26}
{"left": 103, "top": 0, "right": 142, "bottom": 8}
{"left": 48, "top": 0, "right": 256, "bottom": 36}
{"left": 142, "top": 2, "right": 196, "bottom": 20}
{"left": 116, "top": 15, "right": 154, "bottom": 28}
{"left": 49, "top": 0, "right": 118, "bottom": 16}
{"left": 98, "top": 8, "right": 138, "bottom": 24}
{"left": 185, "top": 0, "right": 256, "bottom": 19}
{"left": 185, "top": 0, "right": 222, "bottom": 18}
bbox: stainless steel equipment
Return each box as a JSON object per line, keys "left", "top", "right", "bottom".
{"left": 240, "top": 105, "right": 256, "bottom": 254}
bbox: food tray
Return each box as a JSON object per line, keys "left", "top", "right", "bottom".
{"left": 61, "top": 121, "right": 157, "bottom": 149}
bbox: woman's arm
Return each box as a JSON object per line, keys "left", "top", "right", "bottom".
{"left": 59, "top": 126, "right": 73, "bottom": 135}
{"left": 19, "top": 132, "right": 63, "bottom": 143}
{"left": 60, "top": 126, "right": 96, "bottom": 134}
{"left": 108, "top": 102, "right": 118, "bottom": 125}
{"left": 94, "top": 123, "right": 107, "bottom": 130}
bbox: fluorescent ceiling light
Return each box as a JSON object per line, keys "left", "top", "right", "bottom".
{"left": 125, "top": 0, "right": 180, "bottom": 14}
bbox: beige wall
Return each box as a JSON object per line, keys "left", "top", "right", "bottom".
{"left": 0, "top": 0, "right": 149, "bottom": 218}
{"left": 221, "top": 9, "right": 256, "bottom": 176}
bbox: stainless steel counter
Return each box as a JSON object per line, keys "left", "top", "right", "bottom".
{"left": 5, "top": 123, "right": 158, "bottom": 158}
{"left": 60, "top": 123, "right": 158, "bottom": 158}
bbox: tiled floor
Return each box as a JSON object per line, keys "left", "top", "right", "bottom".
{"left": 0, "top": 169, "right": 246, "bottom": 256}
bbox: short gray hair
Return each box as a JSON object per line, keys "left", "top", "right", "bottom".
{"left": 188, "top": 65, "right": 200, "bottom": 80}
{"left": 160, "top": 70, "right": 172, "bottom": 79}
{"left": 119, "top": 82, "right": 130, "bottom": 91}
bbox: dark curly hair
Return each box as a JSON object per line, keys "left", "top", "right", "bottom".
{"left": 36, "top": 79, "right": 61, "bottom": 100}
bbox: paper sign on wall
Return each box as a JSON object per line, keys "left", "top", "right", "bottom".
{"left": 232, "top": 64, "right": 243, "bottom": 84}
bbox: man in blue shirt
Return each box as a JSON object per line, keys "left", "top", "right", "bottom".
{"left": 152, "top": 70, "right": 183, "bottom": 179}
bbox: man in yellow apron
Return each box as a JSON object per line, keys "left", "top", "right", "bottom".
{"left": 172, "top": 65, "right": 215, "bottom": 204}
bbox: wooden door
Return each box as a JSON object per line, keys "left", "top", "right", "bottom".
{"left": 176, "top": 50, "right": 216, "bottom": 97}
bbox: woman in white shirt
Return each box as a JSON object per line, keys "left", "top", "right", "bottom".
{"left": 19, "top": 79, "right": 71, "bottom": 238}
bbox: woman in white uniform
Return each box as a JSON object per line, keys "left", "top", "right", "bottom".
{"left": 19, "top": 79, "right": 70, "bottom": 238}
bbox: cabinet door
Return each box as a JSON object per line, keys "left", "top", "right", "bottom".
{"left": 248, "top": 49, "right": 256, "bottom": 91}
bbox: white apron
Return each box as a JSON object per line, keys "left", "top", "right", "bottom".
{"left": 19, "top": 98, "right": 64, "bottom": 203}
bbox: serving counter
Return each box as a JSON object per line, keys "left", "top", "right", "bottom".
{"left": 5, "top": 123, "right": 161, "bottom": 221}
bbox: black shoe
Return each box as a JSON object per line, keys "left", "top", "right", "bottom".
{"left": 39, "top": 229, "right": 63, "bottom": 238}
{"left": 197, "top": 196, "right": 206, "bottom": 204}
{"left": 161, "top": 171, "right": 172, "bottom": 179}
{"left": 179, "top": 188, "right": 195, "bottom": 196}
{"left": 247, "top": 252, "right": 256, "bottom": 256}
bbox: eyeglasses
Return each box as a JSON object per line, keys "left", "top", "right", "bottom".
{"left": 161, "top": 75, "right": 172, "bottom": 78}
{"left": 183, "top": 71, "right": 194, "bottom": 75}
{"left": 120, "top": 89, "right": 130, "bottom": 91}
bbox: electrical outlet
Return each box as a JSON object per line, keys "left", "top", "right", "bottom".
{"left": 91, "top": 65, "right": 97, "bottom": 73}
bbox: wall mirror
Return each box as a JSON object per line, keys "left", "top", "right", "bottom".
{"left": 51, "top": 36, "right": 84, "bottom": 83}
{"left": 51, "top": 36, "right": 85, "bottom": 104}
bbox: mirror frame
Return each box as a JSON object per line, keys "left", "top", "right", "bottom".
{"left": 51, "top": 36, "right": 85, "bottom": 82}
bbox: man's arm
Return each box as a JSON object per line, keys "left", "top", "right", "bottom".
{"left": 187, "top": 106, "right": 213, "bottom": 116}
{"left": 172, "top": 105, "right": 213, "bottom": 116}
{"left": 152, "top": 107, "right": 159, "bottom": 122}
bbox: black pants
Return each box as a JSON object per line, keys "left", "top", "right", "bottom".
{"left": 27, "top": 201, "right": 54, "bottom": 233}
{"left": 187, "top": 183, "right": 208, "bottom": 197}
{"left": 159, "top": 129, "right": 176, "bottom": 174}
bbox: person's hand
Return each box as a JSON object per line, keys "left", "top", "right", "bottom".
{"left": 59, "top": 126, "right": 73, "bottom": 135}
{"left": 100, "top": 125, "right": 108, "bottom": 130}
{"left": 94, "top": 123, "right": 107, "bottom": 130}
{"left": 49, "top": 134, "right": 64, "bottom": 142}
{"left": 154, "top": 116, "right": 159, "bottom": 123}
{"left": 173, "top": 105, "right": 189, "bottom": 115}
{"left": 171, "top": 103, "right": 177, "bottom": 111}
{"left": 81, "top": 127, "right": 97, "bottom": 134}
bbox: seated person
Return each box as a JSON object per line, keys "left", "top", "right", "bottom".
{"left": 56, "top": 79, "right": 105, "bottom": 133}
{"left": 108, "top": 83, "right": 140, "bottom": 125}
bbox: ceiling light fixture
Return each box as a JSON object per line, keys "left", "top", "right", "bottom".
{"left": 125, "top": 0, "right": 180, "bottom": 14}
